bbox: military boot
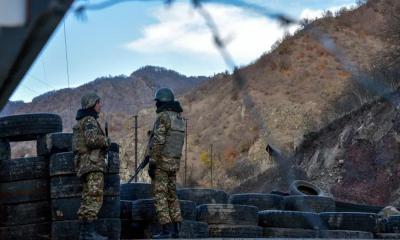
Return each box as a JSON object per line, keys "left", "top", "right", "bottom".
{"left": 171, "top": 222, "right": 181, "bottom": 238}
{"left": 79, "top": 220, "right": 108, "bottom": 240}
{"left": 153, "top": 223, "right": 173, "bottom": 239}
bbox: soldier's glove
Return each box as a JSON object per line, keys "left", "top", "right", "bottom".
{"left": 148, "top": 160, "right": 156, "bottom": 179}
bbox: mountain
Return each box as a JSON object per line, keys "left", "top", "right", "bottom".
{"left": 157, "top": 0, "right": 398, "bottom": 193}
{"left": 4, "top": 0, "right": 400, "bottom": 205}
{"left": 1, "top": 66, "right": 209, "bottom": 129}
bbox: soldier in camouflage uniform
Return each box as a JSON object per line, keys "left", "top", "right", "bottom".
{"left": 148, "top": 88, "right": 185, "bottom": 239}
{"left": 72, "top": 93, "right": 110, "bottom": 240}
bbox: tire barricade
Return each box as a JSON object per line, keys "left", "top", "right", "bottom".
{"left": 0, "top": 114, "right": 391, "bottom": 239}
{"left": 120, "top": 182, "right": 153, "bottom": 239}
{"left": 0, "top": 113, "right": 62, "bottom": 240}
{"left": 120, "top": 186, "right": 210, "bottom": 239}
{"left": 0, "top": 157, "right": 51, "bottom": 240}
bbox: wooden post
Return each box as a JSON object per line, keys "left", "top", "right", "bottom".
{"left": 134, "top": 115, "right": 138, "bottom": 182}
{"left": 184, "top": 117, "right": 188, "bottom": 186}
{"left": 210, "top": 144, "right": 213, "bottom": 188}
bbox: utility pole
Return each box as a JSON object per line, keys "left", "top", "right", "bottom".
{"left": 184, "top": 117, "right": 188, "bottom": 187}
{"left": 134, "top": 115, "right": 138, "bottom": 182}
{"left": 210, "top": 144, "right": 213, "bottom": 188}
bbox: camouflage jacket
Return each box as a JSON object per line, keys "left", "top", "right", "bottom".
{"left": 72, "top": 115, "right": 108, "bottom": 178}
{"left": 150, "top": 111, "right": 185, "bottom": 172}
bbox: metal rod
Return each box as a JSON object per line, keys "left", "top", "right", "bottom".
{"left": 134, "top": 115, "right": 138, "bottom": 182}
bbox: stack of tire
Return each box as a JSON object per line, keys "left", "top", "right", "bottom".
{"left": 120, "top": 184, "right": 209, "bottom": 238}
{"left": 0, "top": 113, "right": 62, "bottom": 240}
{"left": 48, "top": 137, "right": 121, "bottom": 240}
{"left": 178, "top": 188, "right": 263, "bottom": 238}
{"left": 377, "top": 215, "right": 400, "bottom": 239}
{"left": 120, "top": 182, "right": 153, "bottom": 239}
{"left": 258, "top": 180, "right": 335, "bottom": 238}
{"left": 255, "top": 180, "right": 376, "bottom": 239}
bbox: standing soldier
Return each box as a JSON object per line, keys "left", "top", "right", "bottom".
{"left": 148, "top": 88, "right": 185, "bottom": 239}
{"left": 73, "top": 93, "right": 110, "bottom": 240}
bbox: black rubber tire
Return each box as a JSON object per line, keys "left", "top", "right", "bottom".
{"left": 49, "top": 152, "right": 74, "bottom": 176}
{"left": 121, "top": 220, "right": 145, "bottom": 239}
{"left": 0, "top": 113, "right": 62, "bottom": 141}
{"left": 319, "top": 230, "right": 374, "bottom": 239}
{"left": 0, "top": 179, "right": 49, "bottom": 204}
{"left": 50, "top": 174, "right": 120, "bottom": 199}
{"left": 49, "top": 152, "right": 119, "bottom": 176}
{"left": 284, "top": 195, "right": 335, "bottom": 213}
{"left": 179, "top": 220, "right": 209, "bottom": 238}
{"left": 270, "top": 190, "right": 290, "bottom": 196}
{"left": 120, "top": 200, "right": 133, "bottom": 220}
{"left": 0, "top": 222, "right": 50, "bottom": 240}
{"left": 0, "top": 139, "right": 10, "bottom": 161}
{"left": 51, "top": 196, "right": 120, "bottom": 221}
{"left": 177, "top": 188, "right": 228, "bottom": 205}
{"left": 208, "top": 224, "right": 262, "bottom": 238}
{"left": 36, "top": 133, "right": 73, "bottom": 156}
{"left": 107, "top": 150, "right": 120, "bottom": 174}
{"left": 375, "top": 233, "right": 400, "bottom": 239}
{"left": 335, "top": 200, "right": 383, "bottom": 213}
{"left": 377, "top": 215, "right": 400, "bottom": 233}
{"left": 289, "top": 180, "right": 324, "bottom": 196}
{"left": 0, "top": 157, "right": 48, "bottom": 182}
{"left": 228, "top": 193, "right": 284, "bottom": 210}
{"left": 51, "top": 218, "right": 120, "bottom": 240}
{"left": 258, "top": 210, "right": 323, "bottom": 229}
{"left": 144, "top": 220, "right": 209, "bottom": 239}
{"left": 131, "top": 199, "right": 196, "bottom": 222}
{"left": 263, "top": 227, "right": 318, "bottom": 238}
{"left": 0, "top": 201, "right": 50, "bottom": 226}
{"left": 120, "top": 182, "right": 153, "bottom": 201}
{"left": 320, "top": 212, "right": 378, "bottom": 232}
{"left": 197, "top": 204, "right": 258, "bottom": 225}
{"left": 144, "top": 220, "right": 209, "bottom": 238}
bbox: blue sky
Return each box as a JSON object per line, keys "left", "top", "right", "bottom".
{"left": 11, "top": 0, "right": 358, "bottom": 102}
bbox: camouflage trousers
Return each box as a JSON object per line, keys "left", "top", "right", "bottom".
{"left": 152, "top": 168, "right": 182, "bottom": 225}
{"left": 77, "top": 171, "right": 104, "bottom": 221}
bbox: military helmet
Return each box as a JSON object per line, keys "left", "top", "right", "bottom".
{"left": 154, "top": 88, "right": 174, "bottom": 102}
{"left": 81, "top": 92, "right": 100, "bottom": 109}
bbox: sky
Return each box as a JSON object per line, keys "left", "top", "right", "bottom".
{"left": 10, "top": 0, "right": 359, "bottom": 102}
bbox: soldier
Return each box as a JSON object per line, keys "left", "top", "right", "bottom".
{"left": 148, "top": 88, "right": 185, "bottom": 239}
{"left": 72, "top": 93, "right": 110, "bottom": 240}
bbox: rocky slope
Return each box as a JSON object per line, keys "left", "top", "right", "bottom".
{"left": 233, "top": 91, "right": 400, "bottom": 207}
{"left": 293, "top": 92, "right": 400, "bottom": 206}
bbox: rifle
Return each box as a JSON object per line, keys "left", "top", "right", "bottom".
{"left": 128, "top": 129, "right": 154, "bottom": 183}
{"left": 105, "top": 119, "right": 109, "bottom": 166}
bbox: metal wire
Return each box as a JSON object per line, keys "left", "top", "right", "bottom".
{"left": 29, "top": 74, "right": 56, "bottom": 90}
{"left": 63, "top": 20, "right": 73, "bottom": 129}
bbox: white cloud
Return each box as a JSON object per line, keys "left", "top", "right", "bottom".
{"left": 125, "top": 3, "right": 291, "bottom": 67}
{"left": 299, "top": 3, "right": 357, "bottom": 20}
{"left": 124, "top": 2, "right": 358, "bottom": 71}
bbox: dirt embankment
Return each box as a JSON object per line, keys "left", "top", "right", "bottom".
{"left": 294, "top": 92, "right": 400, "bottom": 205}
